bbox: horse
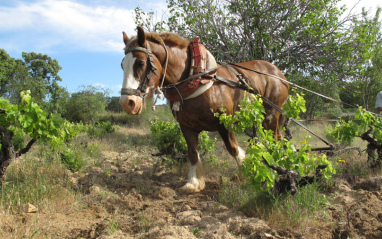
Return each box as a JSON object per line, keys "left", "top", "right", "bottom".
{"left": 120, "top": 26, "right": 289, "bottom": 193}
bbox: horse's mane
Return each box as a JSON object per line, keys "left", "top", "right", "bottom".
{"left": 124, "top": 31, "right": 190, "bottom": 52}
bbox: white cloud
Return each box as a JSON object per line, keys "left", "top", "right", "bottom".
{"left": 0, "top": 0, "right": 152, "bottom": 53}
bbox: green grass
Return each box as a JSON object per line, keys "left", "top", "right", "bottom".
{"left": 217, "top": 181, "right": 329, "bottom": 230}
{"left": 1, "top": 153, "right": 79, "bottom": 213}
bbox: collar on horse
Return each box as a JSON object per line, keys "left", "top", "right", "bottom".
{"left": 163, "top": 37, "right": 216, "bottom": 101}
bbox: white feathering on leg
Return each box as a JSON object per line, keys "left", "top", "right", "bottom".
{"left": 179, "top": 159, "right": 205, "bottom": 193}
{"left": 235, "top": 146, "right": 246, "bottom": 168}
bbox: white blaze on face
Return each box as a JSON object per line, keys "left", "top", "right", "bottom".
{"left": 120, "top": 52, "right": 143, "bottom": 115}
{"left": 121, "top": 52, "right": 139, "bottom": 90}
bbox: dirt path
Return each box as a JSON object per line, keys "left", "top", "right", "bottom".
{"left": 6, "top": 128, "right": 382, "bottom": 238}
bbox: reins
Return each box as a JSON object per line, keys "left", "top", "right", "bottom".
{"left": 229, "top": 63, "right": 359, "bottom": 109}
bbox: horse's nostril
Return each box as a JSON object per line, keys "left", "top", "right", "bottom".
{"left": 128, "top": 100, "right": 135, "bottom": 108}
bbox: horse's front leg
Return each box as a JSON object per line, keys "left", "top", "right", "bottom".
{"left": 179, "top": 125, "right": 205, "bottom": 193}
{"left": 218, "top": 127, "right": 246, "bottom": 168}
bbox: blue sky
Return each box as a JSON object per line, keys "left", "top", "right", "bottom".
{"left": 0, "top": 0, "right": 168, "bottom": 97}
{"left": 0, "top": 0, "right": 380, "bottom": 97}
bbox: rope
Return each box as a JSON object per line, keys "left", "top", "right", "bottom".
{"left": 228, "top": 63, "right": 377, "bottom": 115}
{"left": 214, "top": 75, "right": 335, "bottom": 149}
{"left": 152, "top": 42, "right": 169, "bottom": 111}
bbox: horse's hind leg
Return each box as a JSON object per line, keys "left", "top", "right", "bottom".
{"left": 264, "top": 108, "right": 282, "bottom": 140}
{"left": 281, "top": 115, "right": 293, "bottom": 140}
{"left": 178, "top": 125, "right": 205, "bottom": 193}
{"left": 218, "top": 127, "right": 245, "bottom": 168}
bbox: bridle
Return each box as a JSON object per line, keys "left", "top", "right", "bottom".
{"left": 121, "top": 41, "right": 168, "bottom": 99}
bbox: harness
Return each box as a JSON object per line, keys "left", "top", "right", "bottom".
{"left": 121, "top": 41, "right": 167, "bottom": 98}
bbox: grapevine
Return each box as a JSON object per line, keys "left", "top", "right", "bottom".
{"left": 327, "top": 107, "right": 382, "bottom": 167}
{"left": 215, "top": 93, "right": 335, "bottom": 192}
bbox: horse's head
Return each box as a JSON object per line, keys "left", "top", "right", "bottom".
{"left": 120, "top": 27, "right": 163, "bottom": 115}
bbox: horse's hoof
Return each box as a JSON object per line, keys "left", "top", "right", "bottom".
{"left": 178, "top": 183, "right": 203, "bottom": 194}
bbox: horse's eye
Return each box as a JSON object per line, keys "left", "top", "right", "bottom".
{"left": 137, "top": 60, "right": 145, "bottom": 67}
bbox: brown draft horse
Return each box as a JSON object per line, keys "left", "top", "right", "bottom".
{"left": 120, "top": 27, "right": 289, "bottom": 193}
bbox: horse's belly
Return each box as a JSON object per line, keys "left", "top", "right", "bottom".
{"left": 171, "top": 101, "right": 220, "bottom": 131}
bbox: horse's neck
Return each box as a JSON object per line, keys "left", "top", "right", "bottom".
{"left": 164, "top": 46, "right": 190, "bottom": 84}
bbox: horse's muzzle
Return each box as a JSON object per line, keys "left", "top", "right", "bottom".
{"left": 120, "top": 95, "right": 143, "bottom": 115}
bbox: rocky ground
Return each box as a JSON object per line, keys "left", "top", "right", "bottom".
{"left": 3, "top": 128, "right": 382, "bottom": 238}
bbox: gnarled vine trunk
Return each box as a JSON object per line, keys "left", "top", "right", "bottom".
{"left": 361, "top": 129, "right": 382, "bottom": 168}
{"left": 0, "top": 124, "right": 15, "bottom": 179}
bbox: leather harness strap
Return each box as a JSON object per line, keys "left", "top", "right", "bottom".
{"left": 219, "top": 62, "right": 252, "bottom": 90}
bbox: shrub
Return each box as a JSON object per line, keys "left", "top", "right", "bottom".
{"left": 59, "top": 147, "right": 83, "bottom": 172}
{"left": 85, "top": 122, "right": 120, "bottom": 138}
{"left": 150, "top": 119, "right": 187, "bottom": 156}
{"left": 150, "top": 119, "right": 216, "bottom": 159}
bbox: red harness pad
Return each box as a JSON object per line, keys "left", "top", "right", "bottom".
{"left": 164, "top": 37, "right": 211, "bottom": 101}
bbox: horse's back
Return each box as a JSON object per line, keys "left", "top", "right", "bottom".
{"left": 233, "top": 60, "right": 289, "bottom": 105}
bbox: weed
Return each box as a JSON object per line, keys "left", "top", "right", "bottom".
{"left": 139, "top": 212, "right": 152, "bottom": 234}
{"left": 30, "top": 227, "right": 41, "bottom": 238}
{"left": 333, "top": 154, "right": 376, "bottom": 179}
{"left": 218, "top": 182, "right": 256, "bottom": 212}
{"left": 103, "top": 165, "right": 112, "bottom": 177}
{"left": 107, "top": 218, "right": 119, "bottom": 234}
{"left": 136, "top": 182, "right": 153, "bottom": 195}
{"left": 191, "top": 226, "right": 201, "bottom": 238}
{"left": 60, "top": 147, "right": 83, "bottom": 172}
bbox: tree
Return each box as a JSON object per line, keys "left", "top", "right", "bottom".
{"left": 290, "top": 75, "right": 342, "bottom": 119}
{"left": 106, "top": 96, "right": 123, "bottom": 113}
{"left": 0, "top": 49, "right": 68, "bottom": 114}
{"left": 0, "top": 49, "right": 16, "bottom": 97}
{"left": 337, "top": 8, "right": 382, "bottom": 110}
{"left": 160, "top": 0, "right": 354, "bottom": 75}
{"left": 62, "top": 85, "right": 109, "bottom": 123}
{"left": 135, "top": 0, "right": 381, "bottom": 117}
{"left": 21, "top": 52, "right": 63, "bottom": 108}
{"left": 366, "top": 45, "right": 382, "bottom": 109}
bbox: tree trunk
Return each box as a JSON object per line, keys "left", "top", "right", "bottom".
{"left": 263, "top": 157, "right": 327, "bottom": 194}
{"left": 360, "top": 128, "right": 382, "bottom": 168}
{"left": 0, "top": 124, "right": 16, "bottom": 179}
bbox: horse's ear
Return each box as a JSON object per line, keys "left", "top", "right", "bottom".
{"left": 122, "top": 31, "right": 129, "bottom": 46}
{"left": 137, "top": 26, "right": 146, "bottom": 47}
